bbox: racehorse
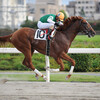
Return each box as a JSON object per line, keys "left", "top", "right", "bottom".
{"left": 0, "top": 16, "right": 96, "bottom": 80}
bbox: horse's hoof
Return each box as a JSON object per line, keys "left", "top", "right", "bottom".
{"left": 65, "top": 74, "right": 71, "bottom": 80}
{"left": 65, "top": 77, "right": 68, "bottom": 80}
{"left": 43, "top": 76, "right": 47, "bottom": 80}
{"left": 35, "top": 76, "right": 39, "bottom": 80}
{"left": 35, "top": 74, "right": 39, "bottom": 80}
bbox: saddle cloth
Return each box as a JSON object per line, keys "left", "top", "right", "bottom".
{"left": 34, "top": 29, "right": 49, "bottom": 40}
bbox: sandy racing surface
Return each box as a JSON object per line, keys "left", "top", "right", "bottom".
{"left": 0, "top": 80, "right": 100, "bottom": 100}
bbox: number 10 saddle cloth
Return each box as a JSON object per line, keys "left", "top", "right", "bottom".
{"left": 34, "top": 28, "right": 56, "bottom": 40}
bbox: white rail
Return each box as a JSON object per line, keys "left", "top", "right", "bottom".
{"left": 0, "top": 47, "right": 100, "bottom": 82}
{"left": 0, "top": 48, "right": 100, "bottom": 53}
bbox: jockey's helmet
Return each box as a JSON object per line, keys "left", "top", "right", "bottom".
{"left": 56, "top": 12, "right": 64, "bottom": 21}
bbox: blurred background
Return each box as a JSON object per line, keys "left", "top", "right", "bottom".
{"left": 0, "top": 0, "right": 100, "bottom": 33}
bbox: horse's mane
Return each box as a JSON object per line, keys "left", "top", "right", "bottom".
{"left": 57, "top": 16, "right": 84, "bottom": 31}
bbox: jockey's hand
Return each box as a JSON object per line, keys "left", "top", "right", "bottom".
{"left": 55, "top": 21, "right": 63, "bottom": 26}
{"left": 55, "top": 22, "right": 60, "bottom": 26}
{"left": 59, "top": 21, "right": 63, "bottom": 25}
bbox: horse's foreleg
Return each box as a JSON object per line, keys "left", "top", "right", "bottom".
{"left": 55, "top": 57, "right": 64, "bottom": 71}
{"left": 60, "top": 52, "right": 75, "bottom": 80}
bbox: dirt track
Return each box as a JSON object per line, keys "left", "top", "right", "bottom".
{"left": 0, "top": 80, "right": 100, "bottom": 100}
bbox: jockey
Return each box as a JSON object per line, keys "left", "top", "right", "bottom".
{"left": 37, "top": 12, "right": 64, "bottom": 39}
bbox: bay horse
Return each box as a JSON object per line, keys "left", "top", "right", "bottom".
{"left": 0, "top": 16, "right": 96, "bottom": 80}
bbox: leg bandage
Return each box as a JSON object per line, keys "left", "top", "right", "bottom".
{"left": 34, "top": 69, "right": 43, "bottom": 77}
{"left": 69, "top": 66, "right": 74, "bottom": 75}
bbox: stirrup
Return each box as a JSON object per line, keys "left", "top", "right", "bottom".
{"left": 47, "top": 35, "right": 53, "bottom": 40}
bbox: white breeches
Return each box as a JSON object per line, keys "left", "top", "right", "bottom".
{"left": 37, "top": 21, "right": 54, "bottom": 29}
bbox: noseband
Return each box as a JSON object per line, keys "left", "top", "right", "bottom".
{"left": 80, "top": 19, "right": 91, "bottom": 35}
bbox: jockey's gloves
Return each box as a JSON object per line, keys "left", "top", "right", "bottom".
{"left": 59, "top": 21, "right": 63, "bottom": 25}
{"left": 55, "top": 22, "right": 60, "bottom": 26}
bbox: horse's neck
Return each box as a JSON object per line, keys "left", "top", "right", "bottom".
{"left": 65, "top": 21, "right": 80, "bottom": 43}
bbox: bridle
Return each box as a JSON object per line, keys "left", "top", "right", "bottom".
{"left": 79, "top": 19, "right": 92, "bottom": 37}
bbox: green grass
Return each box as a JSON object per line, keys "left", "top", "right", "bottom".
{"left": 71, "top": 35, "right": 100, "bottom": 48}
{"left": 0, "top": 53, "right": 100, "bottom": 72}
{"left": 74, "top": 35, "right": 100, "bottom": 42}
{"left": 0, "top": 73, "right": 100, "bottom": 83}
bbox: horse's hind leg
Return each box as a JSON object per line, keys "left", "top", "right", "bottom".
{"left": 60, "top": 52, "right": 75, "bottom": 80}
{"left": 13, "top": 41, "right": 46, "bottom": 80}
{"left": 22, "top": 50, "right": 40, "bottom": 80}
{"left": 22, "top": 50, "right": 34, "bottom": 69}
{"left": 22, "top": 49, "right": 46, "bottom": 80}
{"left": 55, "top": 57, "right": 64, "bottom": 71}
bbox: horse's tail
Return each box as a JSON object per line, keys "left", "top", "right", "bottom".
{"left": 0, "top": 34, "right": 12, "bottom": 45}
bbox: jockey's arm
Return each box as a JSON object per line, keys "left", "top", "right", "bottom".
{"left": 47, "top": 16, "right": 55, "bottom": 24}
{"left": 47, "top": 16, "right": 63, "bottom": 27}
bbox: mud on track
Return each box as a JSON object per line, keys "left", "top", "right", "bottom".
{"left": 0, "top": 80, "right": 100, "bottom": 100}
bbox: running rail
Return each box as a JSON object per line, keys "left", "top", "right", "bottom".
{"left": 0, "top": 48, "right": 100, "bottom": 53}
{"left": 0, "top": 47, "right": 100, "bottom": 82}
